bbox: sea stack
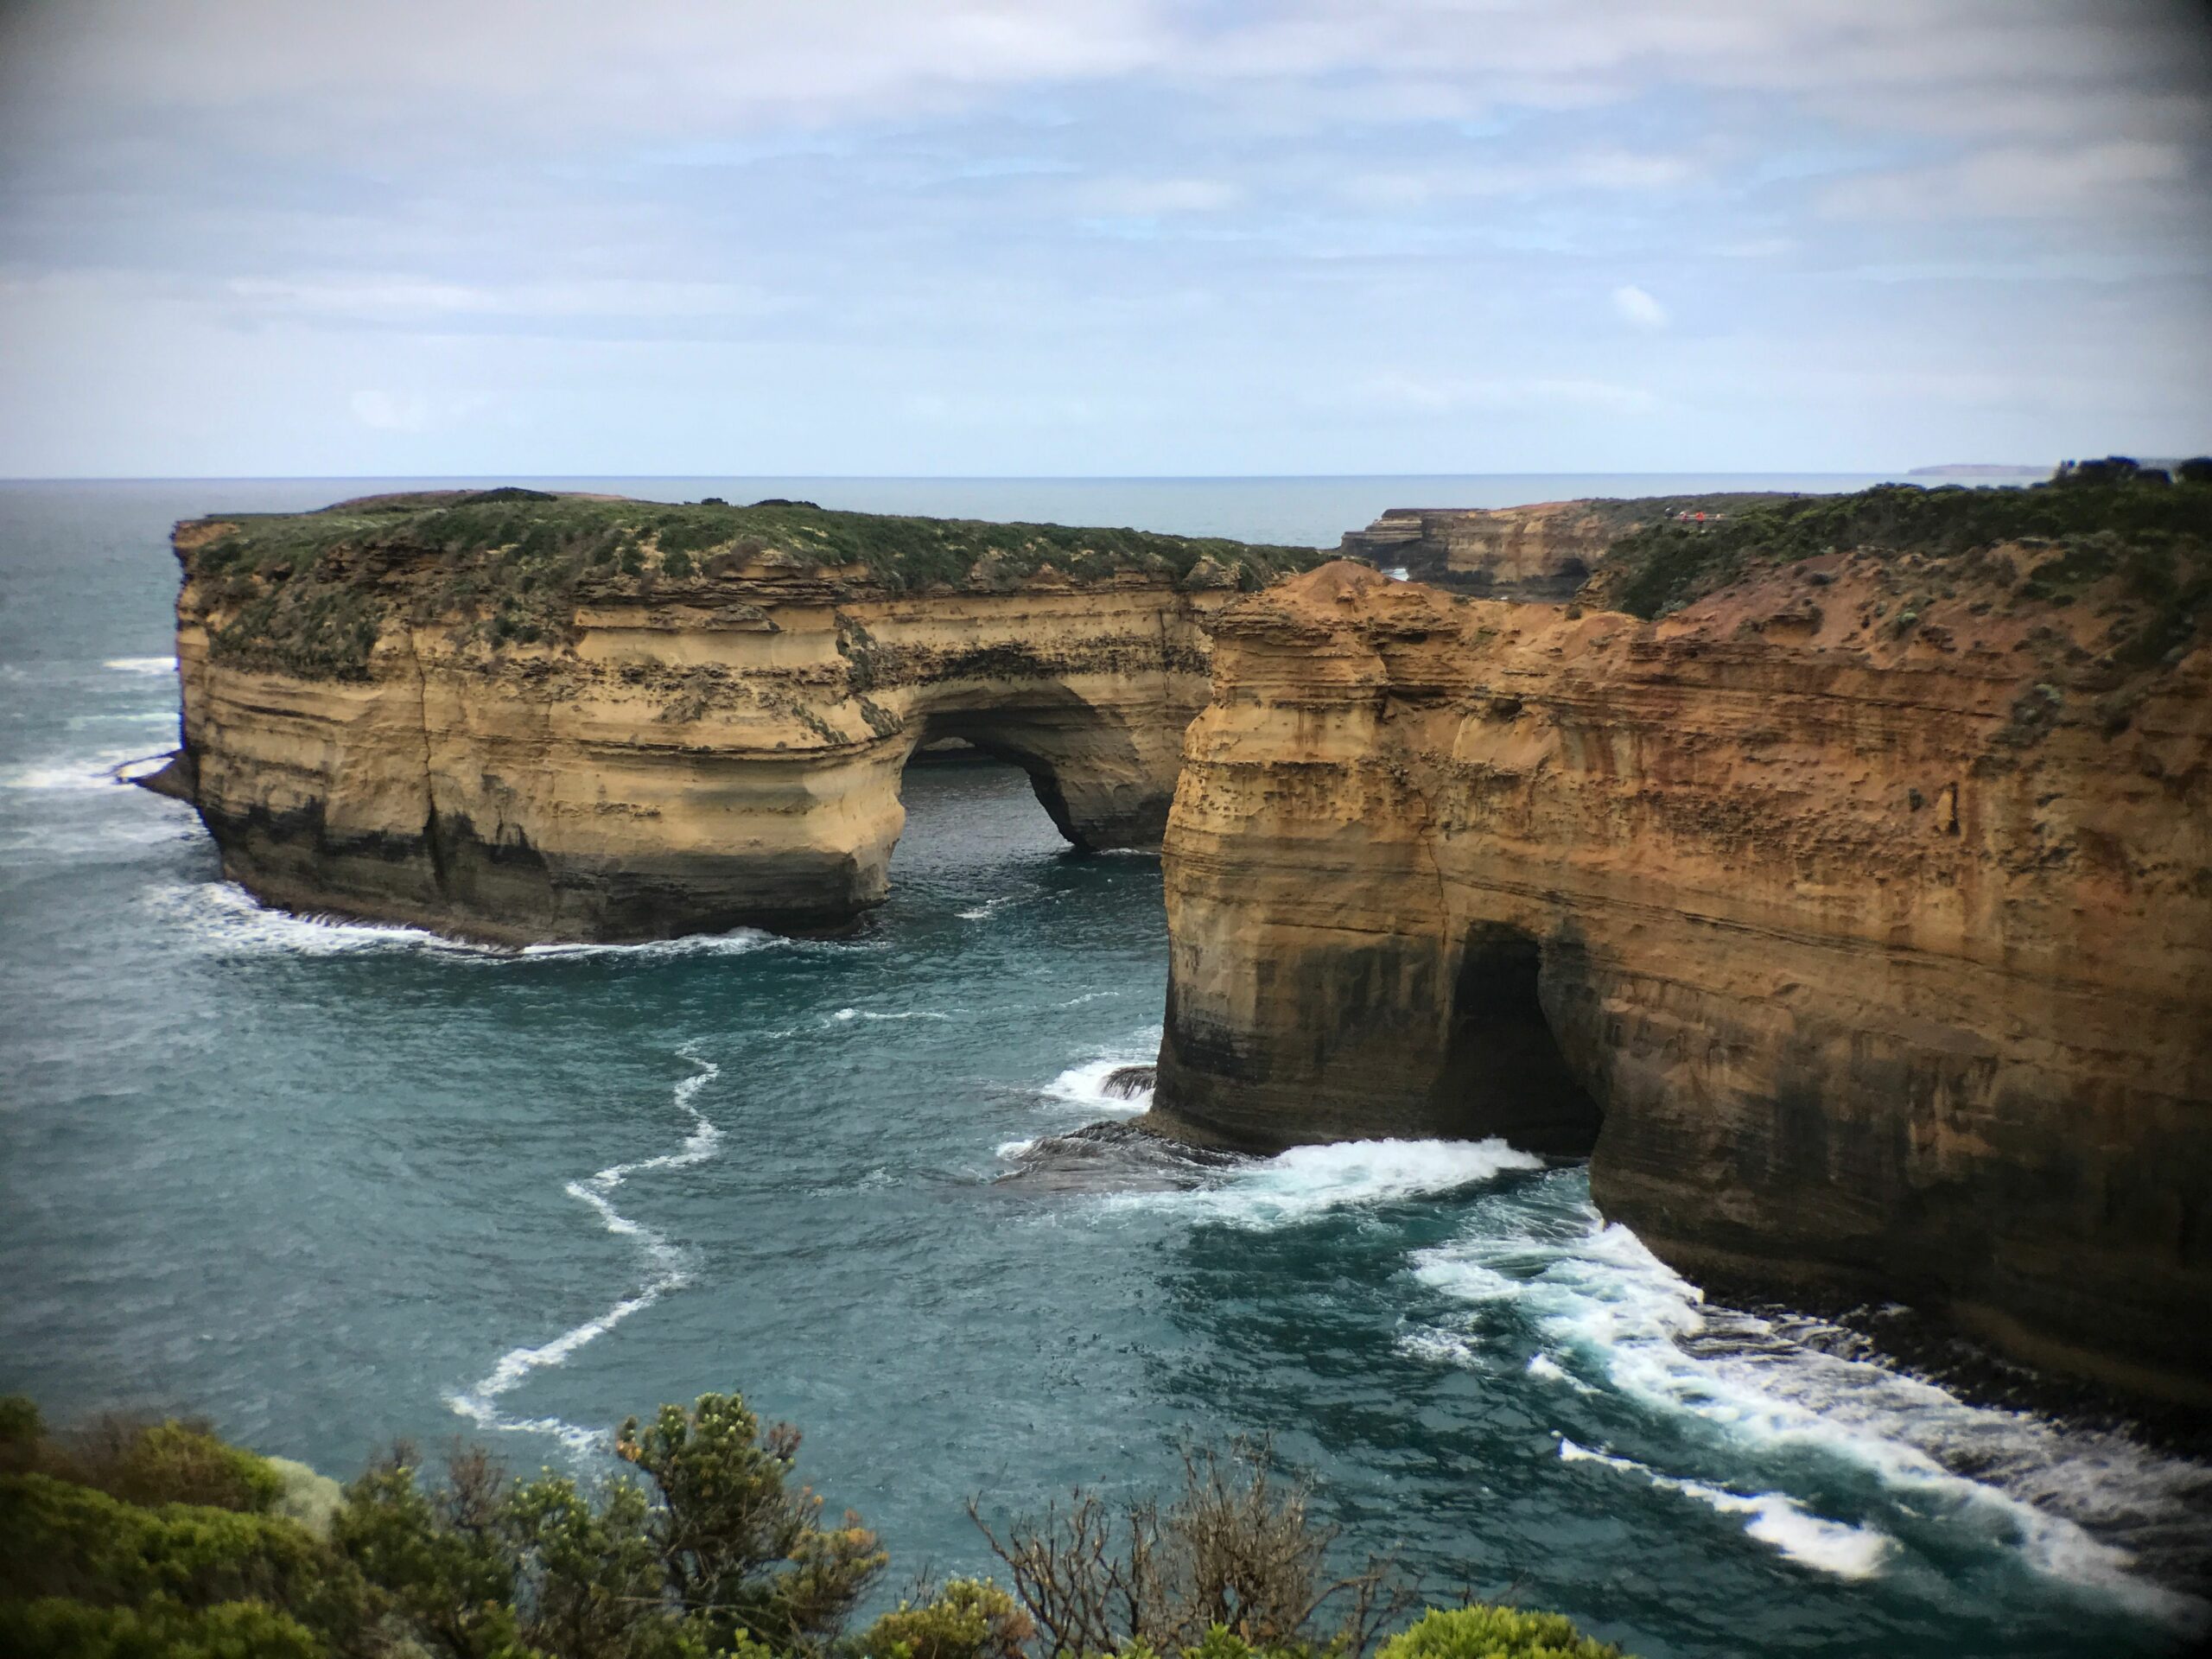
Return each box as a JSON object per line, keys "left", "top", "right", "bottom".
{"left": 152, "top": 490, "right": 1322, "bottom": 943}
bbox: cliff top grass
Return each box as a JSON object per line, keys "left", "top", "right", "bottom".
{"left": 181, "top": 488, "right": 1327, "bottom": 679}
{"left": 1585, "top": 462, "right": 2212, "bottom": 642}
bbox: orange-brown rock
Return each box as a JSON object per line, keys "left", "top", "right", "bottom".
{"left": 158, "top": 497, "right": 1316, "bottom": 943}
{"left": 1145, "top": 556, "right": 2212, "bottom": 1404}
{"left": 1339, "top": 502, "right": 1620, "bottom": 598}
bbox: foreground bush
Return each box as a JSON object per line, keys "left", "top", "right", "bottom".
{"left": 0, "top": 1393, "right": 1627, "bottom": 1659}
{"left": 969, "top": 1440, "right": 1414, "bottom": 1659}
{"left": 1376, "top": 1606, "right": 1622, "bottom": 1659}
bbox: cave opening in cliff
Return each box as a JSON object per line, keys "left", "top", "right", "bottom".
{"left": 896, "top": 702, "right": 1110, "bottom": 854}
{"left": 1437, "top": 923, "right": 1603, "bottom": 1157}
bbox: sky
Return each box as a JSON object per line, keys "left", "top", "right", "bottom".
{"left": 1, "top": 0, "right": 2209, "bottom": 478}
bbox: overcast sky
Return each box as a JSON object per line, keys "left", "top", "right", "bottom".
{"left": 1, "top": 0, "right": 2209, "bottom": 478}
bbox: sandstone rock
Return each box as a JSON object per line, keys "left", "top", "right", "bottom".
{"left": 1146, "top": 556, "right": 2212, "bottom": 1405}
{"left": 162, "top": 497, "right": 1319, "bottom": 943}
{"left": 1337, "top": 493, "right": 1798, "bottom": 600}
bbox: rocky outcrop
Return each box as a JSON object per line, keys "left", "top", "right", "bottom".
{"left": 1339, "top": 503, "right": 1621, "bottom": 599}
{"left": 1146, "top": 543, "right": 2212, "bottom": 1405}
{"left": 157, "top": 494, "right": 1319, "bottom": 943}
{"left": 1339, "top": 493, "right": 1798, "bottom": 599}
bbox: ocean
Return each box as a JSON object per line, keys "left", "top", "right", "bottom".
{"left": 2, "top": 474, "right": 2205, "bottom": 1659}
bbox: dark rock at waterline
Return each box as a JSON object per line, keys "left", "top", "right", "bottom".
{"left": 995, "top": 1116, "right": 1242, "bottom": 1195}
{"left": 126, "top": 750, "right": 195, "bottom": 802}
{"left": 1102, "top": 1064, "right": 1155, "bottom": 1101}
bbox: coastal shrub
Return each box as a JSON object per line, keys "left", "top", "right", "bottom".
{"left": 1376, "top": 1606, "right": 1622, "bottom": 1659}
{"left": 615, "top": 1392, "right": 887, "bottom": 1652}
{"left": 182, "top": 493, "right": 1326, "bottom": 680}
{"left": 971, "top": 1439, "right": 1414, "bottom": 1659}
{"left": 0, "top": 1592, "right": 326, "bottom": 1659}
{"left": 2, "top": 1393, "right": 1628, "bottom": 1659}
{"left": 1591, "top": 474, "right": 2212, "bottom": 623}
{"left": 855, "top": 1577, "right": 1034, "bottom": 1659}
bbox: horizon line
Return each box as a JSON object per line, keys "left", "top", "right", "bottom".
{"left": 0, "top": 467, "right": 1989, "bottom": 486}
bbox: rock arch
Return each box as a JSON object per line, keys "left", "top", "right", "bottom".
{"left": 171, "top": 568, "right": 1236, "bottom": 944}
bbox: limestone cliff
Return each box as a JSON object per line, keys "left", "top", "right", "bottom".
{"left": 1338, "top": 493, "right": 1791, "bottom": 599}
{"left": 1151, "top": 480, "right": 2212, "bottom": 1404}
{"left": 154, "top": 490, "right": 1321, "bottom": 943}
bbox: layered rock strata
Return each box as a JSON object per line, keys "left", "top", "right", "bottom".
{"left": 156, "top": 494, "right": 1316, "bottom": 942}
{"left": 1339, "top": 503, "right": 1621, "bottom": 599}
{"left": 1146, "top": 555, "right": 2212, "bottom": 1404}
{"left": 1339, "top": 493, "right": 1796, "bottom": 599}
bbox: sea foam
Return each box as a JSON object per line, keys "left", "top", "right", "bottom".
{"left": 1558, "top": 1438, "right": 1894, "bottom": 1580}
{"left": 445, "top": 1052, "right": 722, "bottom": 1453}
{"left": 1105, "top": 1137, "right": 1544, "bottom": 1229}
{"left": 2, "top": 746, "right": 150, "bottom": 791}
{"left": 1409, "top": 1184, "right": 2212, "bottom": 1620}
{"left": 147, "top": 879, "right": 776, "bottom": 963}
{"left": 1042, "top": 1051, "right": 1159, "bottom": 1117}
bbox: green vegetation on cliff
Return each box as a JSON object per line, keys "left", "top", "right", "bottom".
{"left": 181, "top": 490, "right": 1325, "bottom": 681}
{"left": 0, "top": 1393, "right": 1625, "bottom": 1659}
{"left": 1586, "top": 465, "right": 2212, "bottom": 658}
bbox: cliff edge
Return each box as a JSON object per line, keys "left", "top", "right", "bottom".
{"left": 155, "top": 489, "right": 1323, "bottom": 942}
{"left": 1150, "top": 477, "right": 2212, "bottom": 1405}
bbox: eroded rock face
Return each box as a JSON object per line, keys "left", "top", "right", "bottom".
{"left": 1339, "top": 503, "right": 1620, "bottom": 599}
{"left": 167, "top": 531, "right": 1249, "bottom": 943}
{"left": 1147, "top": 559, "right": 2212, "bottom": 1403}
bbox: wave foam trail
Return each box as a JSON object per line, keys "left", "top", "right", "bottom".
{"left": 518, "top": 931, "right": 775, "bottom": 961}
{"left": 3, "top": 746, "right": 149, "bottom": 790}
{"left": 146, "top": 880, "right": 778, "bottom": 963}
{"left": 1410, "top": 1179, "right": 2212, "bottom": 1619}
{"left": 1558, "top": 1438, "right": 1893, "bottom": 1580}
{"left": 444, "top": 1053, "right": 722, "bottom": 1452}
{"left": 104, "top": 656, "right": 178, "bottom": 674}
{"left": 149, "top": 880, "right": 505, "bottom": 959}
{"left": 1109, "top": 1137, "right": 1544, "bottom": 1229}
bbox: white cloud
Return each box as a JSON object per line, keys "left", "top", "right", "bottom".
{"left": 349, "top": 388, "right": 493, "bottom": 431}
{"left": 1611, "top": 284, "right": 1669, "bottom": 329}
{"left": 1357, "top": 371, "right": 1658, "bottom": 416}
{"left": 1338, "top": 148, "right": 1706, "bottom": 209}
{"left": 228, "top": 275, "right": 790, "bottom": 330}
{"left": 9, "top": 0, "right": 2203, "bottom": 161}
{"left": 1080, "top": 177, "right": 1243, "bottom": 215}
{"left": 349, "top": 390, "right": 432, "bottom": 431}
{"left": 1820, "top": 140, "right": 2190, "bottom": 220}
{"left": 0, "top": 0, "right": 2206, "bottom": 475}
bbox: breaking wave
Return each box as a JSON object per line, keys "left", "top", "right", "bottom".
{"left": 1, "top": 746, "right": 152, "bottom": 791}
{"left": 1038, "top": 1031, "right": 1162, "bottom": 1118}
{"left": 445, "top": 1052, "right": 722, "bottom": 1453}
{"left": 144, "top": 880, "right": 777, "bottom": 963}
{"left": 1406, "top": 1172, "right": 2212, "bottom": 1619}
{"left": 1101, "top": 1136, "right": 1545, "bottom": 1229}
{"left": 104, "top": 656, "right": 178, "bottom": 674}
{"left": 1558, "top": 1437, "right": 1895, "bottom": 1580}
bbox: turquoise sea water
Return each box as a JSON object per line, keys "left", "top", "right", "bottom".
{"left": 2, "top": 477, "right": 2208, "bottom": 1659}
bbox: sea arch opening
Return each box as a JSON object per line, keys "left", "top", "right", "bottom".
{"left": 886, "top": 683, "right": 1179, "bottom": 859}
{"left": 1433, "top": 920, "right": 1603, "bottom": 1157}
